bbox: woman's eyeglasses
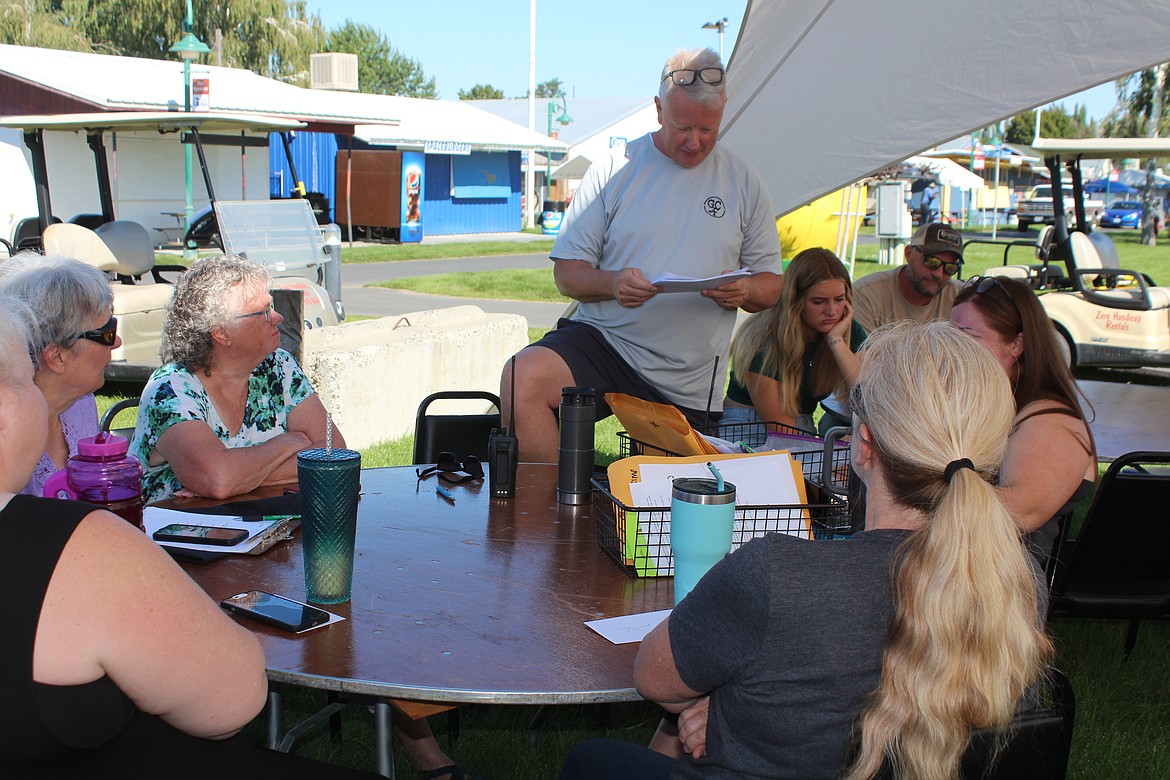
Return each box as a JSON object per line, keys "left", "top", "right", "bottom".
{"left": 235, "top": 301, "right": 276, "bottom": 323}
{"left": 416, "top": 452, "right": 485, "bottom": 484}
{"left": 77, "top": 316, "right": 118, "bottom": 347}
{"left": 919, "top": 249, "right": 961, "bottom": 276}
{"left": 660, "top": 67, "right": 724, "bottom": 86}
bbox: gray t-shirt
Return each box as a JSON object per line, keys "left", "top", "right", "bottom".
{"left": 552, "top": 133, "right": 781, "bottom": 411}
{"left": 669, "top": 530, "right": 910, "bottom": 780}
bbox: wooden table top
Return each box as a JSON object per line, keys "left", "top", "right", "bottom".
{"left": 177, "top": 464, "right": 673, "bottom": 705}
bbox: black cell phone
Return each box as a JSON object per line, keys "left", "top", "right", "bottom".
{"left": 220, "top": 590, "right": 331, "bottom": 632}
{"left": 152, "top": 523, "right": 249, "bottom": 546}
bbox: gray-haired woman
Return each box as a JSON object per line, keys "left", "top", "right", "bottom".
{"left": 129, "top": 253, "right": 340, "bottom": 503}
{"left": 0, "top": 252, "right": 120, "bottom": 495}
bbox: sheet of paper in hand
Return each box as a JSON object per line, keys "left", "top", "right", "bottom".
{"left": 650, "top": 269, "right": 751, "bottom": 293}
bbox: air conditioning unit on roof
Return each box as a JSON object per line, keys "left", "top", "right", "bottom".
{"left": 310, "top": 52, "right": 359, "bottom": 91}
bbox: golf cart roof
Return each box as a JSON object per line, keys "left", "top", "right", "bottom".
{"left": 1030, "top": 137, "right": 1170, "bottom": 158}
{"left": 0, "top": 110, "right": 305, "bottom": 134}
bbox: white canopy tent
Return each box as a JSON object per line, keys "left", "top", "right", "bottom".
{"left": 904, "top": 156, "right": 985, "bottom": 191}
{"left": 720, "top": 0, "right": 1170, "bottom": 218}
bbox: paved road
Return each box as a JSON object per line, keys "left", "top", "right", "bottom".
{"left": 339, "top": 252, "right": 567, "bottom": 330}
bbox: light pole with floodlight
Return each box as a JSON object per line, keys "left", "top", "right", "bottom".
{"left": 702, "top": 17, "right": 729, "bottom": 60}
{"left": 169, "top": 0, "right": 210, "bottom": 260}
{"left": 545, "top": 95, "right": 572, "bottom": 209}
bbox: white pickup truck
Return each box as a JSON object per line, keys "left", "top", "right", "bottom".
{"left": 1016, "top": 184, "right": 1104, "bottom": 230}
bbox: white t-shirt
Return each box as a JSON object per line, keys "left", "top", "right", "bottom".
{"left": 551, "top": 133, "right": 781, "bottom": 410}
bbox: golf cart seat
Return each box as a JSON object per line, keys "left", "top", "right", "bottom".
{"left": 1068, "top": 232, "right": 1170, "bottom": 311}
{"left": 95, "top": 220, "right": 159, "bottom": 278}
{"left": 43, "top": 223, "right": 120, "bottom": 272}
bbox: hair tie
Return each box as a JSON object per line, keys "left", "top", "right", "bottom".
{"left": 943, "top": 458, "right": 975, "bottom": 485}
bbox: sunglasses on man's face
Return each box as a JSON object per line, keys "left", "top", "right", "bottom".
{"left": 77, "top": 316, "right": 118, "bottom": 347}
{"left": 416, "top": 452, "right": 485, "bottom": 484}
{"left": 919, "top": 249, "right": 962, "bottom": 277}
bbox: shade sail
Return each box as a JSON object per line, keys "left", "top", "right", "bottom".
{"left": 721, "top": 0, "right": 1170, "bottom": 217}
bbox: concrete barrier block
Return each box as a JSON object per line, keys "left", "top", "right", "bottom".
{"left": 301, "top": 306, "right": 526, "bottom": 450}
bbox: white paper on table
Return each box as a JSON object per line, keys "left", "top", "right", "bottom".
{"left": 633, "top": 452, "right": 804, "bottom": 506}
{"left": 143, "top": 507, "right": 285, "bottom": 554}
{"left": 650, "top": 269, "right": 751, "bottom": 293}
{"left": 626, "top": 452, "right": 810, "bottom": 570}
{"left": 585, "top": 609, "right": 671, "bottom": 644}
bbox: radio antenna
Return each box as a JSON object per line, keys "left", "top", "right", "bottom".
{"left": 509, "top": 354, "right": 517, "bottom": 437}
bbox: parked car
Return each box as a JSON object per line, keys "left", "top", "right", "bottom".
{"left": 1099, "top": 199, "right": 1142, "bottom": 229}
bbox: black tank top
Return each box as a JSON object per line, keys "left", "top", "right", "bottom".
{"left": 0, "top": 495, "right": 134, "bottom": 764}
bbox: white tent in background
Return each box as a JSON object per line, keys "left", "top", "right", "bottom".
{"left": 904, "top": 156, "right": 985, "bottom": 191}
{"left": 720, "top": 0, "right": 1170, "bottom": 218}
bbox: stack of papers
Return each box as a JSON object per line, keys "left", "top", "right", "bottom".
{"left": 651, "top": 269, "right": 752, "bottom": 293}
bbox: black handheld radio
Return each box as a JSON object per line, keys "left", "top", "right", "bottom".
{"left": 488, "top": 356, "right": 519, "bottom": 498}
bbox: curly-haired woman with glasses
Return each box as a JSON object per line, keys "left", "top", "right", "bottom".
{"left": 951, "top": 274, "right": 1096, "bottom": 573}
{"left": 0, "top": 253, "right": 121, "bottom": 495}
{"left": 129, "top": 254, "right": 339, "bottom": 504}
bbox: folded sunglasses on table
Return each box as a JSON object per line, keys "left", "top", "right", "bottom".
{"left": 415, "top": 452, "right": 484, "bottom": 484}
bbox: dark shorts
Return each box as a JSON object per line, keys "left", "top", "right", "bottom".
{"left": 532, "top": 319, "right": 720, "bottom": 429}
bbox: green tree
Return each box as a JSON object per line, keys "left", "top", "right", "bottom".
{"left": 1003, "top": 105, "right": 1086, "bottom": 145}
{"left": 458, "top": 83, "right": 504, "bottom": 100}
{"left": 535, "top": 78, "right": 563, "bottom": 98}
{"left": 325, "top": 19, "right": 436, "bottom": 98}
{"left": 0, "top": 0, "right": 327, "bottom": 84}
{"left": 1102, "top": 65, "right": 1170, "bottom": 137}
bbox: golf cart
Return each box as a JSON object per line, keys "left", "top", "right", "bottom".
{"left": 0, "top": 111, "right": 345, "bottom": 381}
{"left": 978, "top": 137, "right": 1170, "bottom": 369}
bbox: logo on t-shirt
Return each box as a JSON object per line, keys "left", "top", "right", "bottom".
{"left": 704, "top": 196, "right": 726, "bottom": 218}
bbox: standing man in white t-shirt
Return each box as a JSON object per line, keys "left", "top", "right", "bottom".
{"left": 501, "top": 48, "right": 783, "bottom": 463}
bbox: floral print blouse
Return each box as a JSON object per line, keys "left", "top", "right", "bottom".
{"left": 130, "top": 349, "right": 314, "bottom": 503}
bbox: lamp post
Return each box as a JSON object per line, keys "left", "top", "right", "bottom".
{"left": 701, "top": 17, "right": 729, "bottom": 60}
{"left": 545, "top": 94, "right": 572, "bottom": 211}
{"left": 169, "top": 0, "right": 210, "bottom": 260}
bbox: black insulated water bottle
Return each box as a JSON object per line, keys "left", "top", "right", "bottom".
{"left": 557, "top": 387, "right": 595, "bottom": 505}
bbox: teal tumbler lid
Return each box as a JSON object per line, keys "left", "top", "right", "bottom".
{"left": 298, "top": 447, "right": 361, "bottom": 463}
{"left": 672, "top": 477, "right": 736, "bottom": 505}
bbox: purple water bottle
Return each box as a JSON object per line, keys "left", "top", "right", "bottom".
{"left": 43, "top": 432, "right": 145, "bottom": 530}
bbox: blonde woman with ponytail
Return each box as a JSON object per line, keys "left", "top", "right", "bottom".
{"left": 558, "top": 320, "right": 1050, "bottom": 780}
{"left": 842, "top": 320, "right": 1052, "bottom": 780}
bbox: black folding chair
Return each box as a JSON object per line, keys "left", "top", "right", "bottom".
{"left": 960, "top": 669, "right": 1076, "bottom": 780}
{"left": 100, "top": 398, "right": 141, "bottom": 440}
{"left": 1048, "top": 451, "right": 1170, "bottom": 658}
{"left": 412, "top": 391, "right": 501, "bottom": 466}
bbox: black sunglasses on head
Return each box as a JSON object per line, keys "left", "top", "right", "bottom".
{"left": 77, "top": 316, "right": 118, "bottom": 347}
{"left": 660, "top": 67, "right": 724, "bottom": 86}
{"left": 416, "top": 452, "right": 484, "bottom": 484}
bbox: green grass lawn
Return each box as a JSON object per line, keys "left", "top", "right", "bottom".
{"left": 366, "top": 228, "right": 1168, "bottom": 301}
{"left": 339, "top": 239, "right": 554, "bottom": 264}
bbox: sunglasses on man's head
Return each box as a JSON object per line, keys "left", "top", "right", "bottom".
{"left": 919, "top": 249, "right": 962, "bottom": 277}
{"left": 416, "top": 452, "right": 484, "bottom": 484}
{"left": 77, "top": 316, "right": 118, "bottom": 347}
{"left": 660, "top": 67, "right": 724, "bottom": 86}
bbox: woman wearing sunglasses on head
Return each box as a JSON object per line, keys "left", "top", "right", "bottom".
{"left": 951, "top": 274, "right": 1097, "bottom": 574}
{"left": 0, "top": 253, "right": 121, "bottom": 496}
{"left": 129, "top": 254, "right": 339, "bottom": 504}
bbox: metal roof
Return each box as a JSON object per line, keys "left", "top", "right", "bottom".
{"left": 465, "top": 97, "right": 653, "bottom": 147}
{"left": 0, "top": 44, "right": 564, "bottom": 152}
{"left": 0, "top": 110, "right": 304, "bottom": 133}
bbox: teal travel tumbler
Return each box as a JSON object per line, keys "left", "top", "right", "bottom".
{"left": 297, "top": 447, "right": 361, "bottom": 604}
{"left": 670, "top": 477, "right": 736, "bottom": 605}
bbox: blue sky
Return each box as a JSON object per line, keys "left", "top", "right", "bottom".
{"left": 305, "top": 1, "right": 1120, "bottom": 119}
